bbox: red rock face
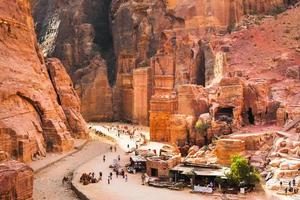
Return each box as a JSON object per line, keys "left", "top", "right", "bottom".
{"left": 219, "top": 6, "right": 300, "bottom": 125}
{"left": 32, "top": 0, "right": 299, "bottom": 146}
{"left": 32, "top": 0, "right": 116, "bottom": 121}
{"left": 0, "top": 1, "right": 87, "bottom": 162}
{"left": 0, "top": 160, "right": 33, "bottom": 199}
{"left": 173, "top": 0, "right": 285, "bottom": 29}
{"left": 46, "top": 58, "right": 88, "bottom": 139}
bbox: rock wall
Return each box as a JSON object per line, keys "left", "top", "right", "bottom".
{"left": 32, "top": 0, "right": 115, "bottom": 121}
{"left": 0, "top": 0, "right": 86, "bottom": 162}
{"left": 74, "top": 55, "right": 113, "bottom": 121}
{"left": 178, "top": 85, "right": 208, "bottom": 117}
{"left": 46, "top": 58, "right": 88, "bottom": 139}
{"left": 215, "top": 139, "right": 246, "bottom": 165}
{"left": 32, "top": 0, "right": 289, "bottom": 125}
{"left": 133, "top": 67, "right": 152, "bottom": 125}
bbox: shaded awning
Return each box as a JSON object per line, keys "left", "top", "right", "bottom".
{"left": 171, "top": 164, "right": 229, "bottom": 177}
{"left": 130, "top": 156, "right": 147, "bottom": 162}
{"left": 194, "top": 169, "right": 224, "bottom": 177}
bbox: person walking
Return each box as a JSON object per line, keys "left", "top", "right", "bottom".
{"left": 118, "top": 155, "right": 121, "bottom": 162}
{"left": 125, "top": 174, "right": 128, "bottom": 182}
{"left": 99, "top": 172, "right": 102, "bottom": 181}
{"left": 114, "top": 146, "right": 117, "bottom": 152}
{"left": 110, "top": 172, "right": 113, "bottom": 180}
{"left": 293, "top": 179, "right": 296, "bottom": 186}
{"left": 141, "top": 173, "right": 146, "bottom": 185}
{"left": 108, "top": 176, "right": 110, "bottom": 184}
{"left": 103, "top": 155, "right": 106, "bottom": 163}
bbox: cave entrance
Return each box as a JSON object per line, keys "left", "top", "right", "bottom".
{"left": 215, "top": 107, "right": 234, "bottom": 123}
{"left": 196, "top": 46, "right": 206, "bottom": 86}
{"left": 247, "top": 108, "right": 255, "bottom": 125}
{"left": 84, "top": 0, "right": 117, "bottom": 86}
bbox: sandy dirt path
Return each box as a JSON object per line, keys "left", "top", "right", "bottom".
{"left": 33, "top": 140, "right": 109, "bottom": 200}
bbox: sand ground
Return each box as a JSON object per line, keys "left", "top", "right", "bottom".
{"left": 33, "top": 140, "right": 110, "bottom": 200}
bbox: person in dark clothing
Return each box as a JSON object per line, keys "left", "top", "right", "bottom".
{"left": 293, "top": 179, "right": 296, "bottom": 186}
{"left": 103, "top": 155, "right": 106, "bottom": 162}
{"left": 99, "top": 172, "right": 102, "bottom": 181}
{"left": 62, "top": 176, "right": 68, "bottom": 185}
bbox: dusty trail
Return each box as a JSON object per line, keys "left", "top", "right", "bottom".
{"left": 33, "top": 141, "right": 109, "bottom": 200}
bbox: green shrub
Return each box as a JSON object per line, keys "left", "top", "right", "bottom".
{"left": 225, "top": 155, "right": 260, "bottom": 189}
{"left": 195, "top": 120, "right": 211, "bottom": 145}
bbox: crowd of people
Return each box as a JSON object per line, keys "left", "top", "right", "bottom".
{"left": 77, "top": 124, "right": 150, "bottom": 187}
{"left": 79, "top": 145, "right": 129, "bottom": 186}
{"left": 102, "top": 124, "right": 146, "bottom": 145}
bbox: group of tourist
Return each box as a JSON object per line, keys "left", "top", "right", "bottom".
{"left": 103, "top": 124, "right": 146, "bottom": 143}
{"left": 280, "top": 179, "right": 299, "bottom": 194}
{"left": 79, "top": 145, "right": 129, "bottom": 186}
{"left": 79, "top": 172, "right": 100, "bottom": 185}
{"left": 110, "top": 145, "right": 117, "bottom": 152}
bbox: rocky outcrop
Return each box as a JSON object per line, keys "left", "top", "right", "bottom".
{"left": 32, "top": 0, "right": 115, "bottom": 121}
{"left": 215, "top": 139, "right": 246, "bottom": 165}
{"left": 74, "top": 55, "right": 114, "bottom": 121}
{"left": 0, "top": 0, "right": 86, "bottom": 162}
{"left": 0, "top": 160, "right": 33, "bottom": 199}
{"left": 46, "top": 58, "right": 88, "bottom": 139}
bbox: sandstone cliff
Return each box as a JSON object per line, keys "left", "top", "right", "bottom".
{"left": 32, "top": 0, "right": 292, "bottom": 125}
{"left": 0, "top": 0, "right": 87, "bottom": 162}
{"left": 32, "top": 0, "right": 115, "bottom": 121}
{"left": 30, "top": 0, "right": 300, "bottom": 150}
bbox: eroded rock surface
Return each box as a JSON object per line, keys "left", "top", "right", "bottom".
{"left": 0, "top": 160, "right": 34, "bottom": 199}
{"left": 32, "top": 0, "right": 289, "bottom": 124}
{"left": 32, "top": 0, "right": 115, "bottom": 121}
{"left": 46, "top": 58, "right": 88, "bottom": 139}
{"left": 0, "top": 1, "right": 86, "bottom": 162}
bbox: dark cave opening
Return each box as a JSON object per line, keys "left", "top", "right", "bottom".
{"left": 215, "top": 107, "right": 234, "bottom": 123}
{"left": 196, "top": 46, "right": 206, "bottom": 87}
{"left": 84, "top": 0, "right": 117, "bottom": 86}
{"left": 247, "top": 108, "right": 255, "bottom": 125}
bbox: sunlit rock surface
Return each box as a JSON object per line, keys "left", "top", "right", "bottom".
{"left": 0, "top": 0, "right": 87, "bottom": 162}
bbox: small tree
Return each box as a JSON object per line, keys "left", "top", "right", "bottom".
{"left": 195, "top": 120, "right": 210, "bottom": 145}
{"left": 226, "top": 155, "right": 260, "bottom": 190}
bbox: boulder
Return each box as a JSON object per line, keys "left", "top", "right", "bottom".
{"left": 0, "top": 160, "right": 33, "bottom": 199}
{"left": 270, "top": 159, "right": 283, "bottom": 167}
{"left": 215, "top": 139, "right": 246, "bottom": 165}
{"left": 286, "top": 65, "right": 300, "bottom": 79}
